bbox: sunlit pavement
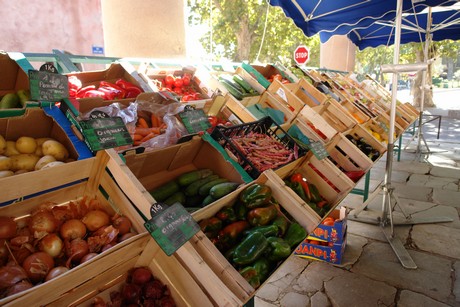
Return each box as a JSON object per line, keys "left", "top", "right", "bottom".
{"left": 255, "top": 101, "right": 460, "bottom": 306}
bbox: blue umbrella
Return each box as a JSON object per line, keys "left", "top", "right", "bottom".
{"left": 269, "top": 0, "right": 458, "bottom": 38}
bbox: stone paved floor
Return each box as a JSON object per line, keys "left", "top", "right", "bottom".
{"left": 255, "top": 118, "right": 460, "bottom": 307}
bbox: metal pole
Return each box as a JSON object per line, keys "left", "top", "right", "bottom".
{"left": 381, "top": 0, "right": 403, "bottom": 227}
{"left": 415, "top": 7, "right": 433, "bottom": 158}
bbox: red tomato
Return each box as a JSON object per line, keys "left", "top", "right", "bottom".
{"left": 192, "top": 92, "right": 201, "bottom": 100}
{"left": 174, "top": 78, "right": 184, "bottom": 88}
{"left": 165, "top": 75, "right": 175, "bottom": 86}
{"left": 183, "top": 76, "right": 191, "bottom": 86}
{"left": 182, "top": 94, "right": 192, "bottom": 102}
{"left": 173, "top": 87, "right": 183, "bottom": 95}
{"left": 208, "top": 116, "right": 218, "bottom": 127}
{"left": 272, "top": 74, "right": 282, "bottom": 81}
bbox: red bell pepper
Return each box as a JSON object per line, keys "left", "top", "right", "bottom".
{"left": 83, "top": 89, "right": 106, "bottom": 98}
{"left": 99, "top": 81, "right": 127, "bottom": 99}
{"left": 290, "top": 173, "right": 312, "bottom": 201}
{"left": 76, "top": 85, "right": 97, "bottom": 98}
{"left": 115, "top": 79, "right": 143, "bottom": 98}
{"left": 98, "top": 86, "right": 126, "bottom": 100}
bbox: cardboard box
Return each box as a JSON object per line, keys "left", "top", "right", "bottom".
{"left": 0, "top": 52, "right": 35, "bottom": 118}
{"left": 294, "top": 233, "right": 347, "bottom": 264}
{"left": 249, "top": 63, "right": 297, "bottom": 85}
{"left": 308, "top": 207, "right": 347, "bottom": 243}
{"left": 0, "top": 150, "right": 149, "bottom": 305}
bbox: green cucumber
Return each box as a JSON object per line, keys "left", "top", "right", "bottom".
{"left": 0, "top": 93, "right": 20, "bottom": 109}
{"left": 199, "top": 178, "right": 229, "bottom": 196}
{"left": 150, "top": 180, "right": 180, "bottom": 202}
{"left": 177, "top": 169, "right": 213, "bottom": 187}
{"left": 219, "top": 77, "right": 244, "bottom": 100}
{"left": 184, "top": 194, "right": 205, "bottom": 207}
{"left": 232, "top": 75, "right": 254, "bottom": 93}
{"left": 201, "top": 195, "right": 216, "bottom": 206}
{"left": 17, "top": 89, "right": 30, "bottom": 107}
{"left": 185, "top": 174, "right": 219, "bottom": 196}
{"left": 209, "top": 182, "right": 240, "bottom": 199}
{"left": 164, "top": 191, "right": 186, "bottom": 206}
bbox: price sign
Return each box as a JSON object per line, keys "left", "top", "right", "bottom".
{"left": 29, "top": 70, "right": 69, "bottom": 102}
{"left": 144, "top": 202, "right": 200, "bottom": 256}
{"left": 78, "top": 111, "right": 133, "bottom": 151}
{"left": 178, "top": 106, "right": 211, "bottom": 134}
{"left": 308, "top": 141, "right": 329, "bottom": 160}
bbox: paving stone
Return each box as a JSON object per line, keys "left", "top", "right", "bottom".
{"left": 412, "top": 224, "right": 460, "bottom": 259}
{"left": 338, "top": 193, "right": 367, "bottom": 210}
{"left": 391, "top": 161, "right": 431, "bottom": 174}
{"left": 407, "top": 174, "right": 459, "bottom": 190}
{"left": 310, "top": 291, "right": 331, "bottom": 307}
{"left": 254, "top": 297, "right": 279, "bottom": 307}
{"left": 338, "top": 234, "right": 368, "bottom": 268}
{"left": 398, "top": 290, "right": 451, "bottom": 307}
{"left": 392, "top": 182, "right": 433, "bottom": 201}
{"left": 279, "top": 292, "right": 309, "bottom": 307}
{"left": 257, "top": 255, "right": 309, "bottom": 301}
{"left": 454, "top": 261, "right": 460, "bottom": 302}
{"left": 352, "top": 242, "right": 452, "bottom": 302}
{"left": 407, "top": 204, "right": 460, "bottom": 229}
{"left": 324, "top": 271, "right": 396, "bottom": 307}
{"left": 432, "top": 189, "right": 460, "bottom": 207}
{"left": 292, "top": 261, "right": 347, "bottom": 294}
{"left": 431, "top": 165, "right": 460, "bottom": 179}
{"left": 392, "top": 198, "right": 436, "bottom": 215}
{"left": 347, "top": 218, "right": 411, "bottom": 242}
{"left": 353, "top": 178, "right": 382, "bottom": 193}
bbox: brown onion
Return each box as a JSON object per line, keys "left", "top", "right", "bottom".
{"left": 0, "top": 264, "right": 28, "bottom": 290}
{"left": 0, "top": 240, "right": 8, "bottom": 266}
{"left": 29, "top": 211, "right": 58, "bottom": 235}
{"left": 12, "top": 244, "right": 34, "bottom": 266}
{"left": 39, "top": 233, "right": 63, "bottom": 258}
{"left": 82, "top": 210, "right": 110, "bottom": 232}
{"left": 45, "top": 266, "right": 69, "bottom": 281}
{"left": 101, "top": 242, "right": 116, "bottom": 252}
{"left": 119, "top": 232, "right": 136, "bottom": 243}
{"left": 22, "top": 251, "right": 55, "bottom": 283}
{"left": 131, "top": 267, "right": 152, "bottom": 285}
{"left": 113, "top": 216, "right": 132, "bottom": 235}
{"left": 6, "top": 280, "right": 33, "bottom": 296}
{"left": 65, "top": 238, "right": 89, "bottom": 267}
{"left": 80, "top": 252, "right": 98, "bottom": 264}
{"left": 60, "top": 219, "right": 86, "bottom": 240}
{"left": 0, "top": 216, "right": 17, "bottom": 239}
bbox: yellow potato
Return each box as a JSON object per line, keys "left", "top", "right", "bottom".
{"left": 40, "top": 161, "right": 65, "bottom": 169}
{"left": 0, "top": 170, "right": 14, "bottom": 178}
{"left": 14, "top": 169, "right": 29, "bottom": 175}
{"left": 4, "top": 141, "right": 20, "bottom": 157}
{"left": 10, "top": 154, "right": 40, "bottom": 171}
{"left": 35, "top": 155, "right": 56, "bottom": 170}
{"left": 16, "top": 136, "right": 37, "bottom": 154}
{"left": 0, "top": 156, "right": 12, "bottom": 171}
{"left": 42, "top": 140, "right": 69, "bottom": 161}
{"left": 35, "top": 145, "right": 44, "bottom": 157}
{"left": 36, "top": 137, "right": 54, "bottom": 147}
{"left": 0, "top": 135, "right": 6, "bottom": 155}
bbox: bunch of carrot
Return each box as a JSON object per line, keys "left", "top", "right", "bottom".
{"left": 133, "top": 112, "right": 166, "bottom": 146}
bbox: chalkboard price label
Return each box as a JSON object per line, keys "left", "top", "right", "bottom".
{"left": 39, "top": 63, "right": 58, "bottom": 73}
{"left": 179, "top": 107, "right": 211, "bottom": 134}
{"left": 79, "top": 112, "right": 133, "bottom": 151}
{"left": 308, "top": 141, "right": 329, "bottom": 160}
{"left": 29, "top": 70, "right": 69, "bottom": 102}
{"left": 144, "top": 202, "right": 200, "bottom": 256}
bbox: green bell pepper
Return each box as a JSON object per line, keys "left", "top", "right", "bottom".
{"left": 266, "top": 237, "right": 292, "bottom": 262}
{"left": 199, "top": 217, "right": 223, "bottom": 238}
{"left": 240, "top": 183, "right": 272, "bottom": 209}
{"left": 215, "top": 206, "right": 237, "bottom": 224}
{"left": 284, "top": 222, "right": 307, "bottom": 248}
{"left": 291, "top": 181, "right": 308, "bottom": 202}
{"left": 233, "top": 231, "right": 269, "bottom": 265}
{"left": 234, "top": 200, "right": 248, "bottom": 221}
{"left": 243, "top": 224, "right": 279, "bottom": 238}
{"left": 247, "top": 204, "right": 278, "bottom": 226}
{"left": 239, "top": 266, "right": 261, "bottom": 289}
{"left": 272, "top": 215, "right": 289, "bottom": 236}
{"left": 252, "top": 258, "right": 272, "bottom": 282}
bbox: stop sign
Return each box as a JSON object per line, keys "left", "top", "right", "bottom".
{"left": 294, "top": 45, "right": 310, "bottom": 65}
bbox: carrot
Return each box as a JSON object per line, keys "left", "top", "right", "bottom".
{"left": 134, "top": 140, "right": 143, "bottom": 146}
{"left": 159, "top": 123, "right": 167, "bottom": 130}
{"left": 135, "top": 127, "right": 161, "bottom": 136}
{"left": 133, "top": 134, "right": 143, "bottom": 141}
{"left": 137, "top": 117, "right": 149, "bottom": 128}
{"left": 151, "top": 114, "right": 159, "bottom": 127}
{"left": 140, "top": 132, "right": 158, "bottom": 142}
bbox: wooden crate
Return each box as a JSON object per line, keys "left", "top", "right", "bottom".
{"left": 46, "top": 236, "right": 216, "bottom": 307}
{"left": 326, "top": 133, "right": 374, "bottom": 173}
{"left": 362, "top": 118, "right": 390, "bottom": 144}
{"left": 396, "top": 105, "right": 414, "bottom": 128}
{"left": 312, "top": 98, "right": 357, "bottom": 132}
{"left": 345, "top": 125, "right": 387, "bottom": 160}
{"left": 295, "top": 106, "right": 338, "bottom": 144}
{"left": 0, "top": 151, "right": 150, "bottom": 306}
{"left": 267, "top": 79, "right": 306, "bottom": 124}
{"left": 289, "top": 78, "right": 328, "bottom": 107}
{"left": 188, "top": 171, "right": 320, "bottom": 305}
{"left": 235, "top": 67, "right": 267, "bottom": 95}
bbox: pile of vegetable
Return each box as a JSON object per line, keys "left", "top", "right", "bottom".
{"left": 218, "top": 74, "right": 259, "bottom": 101}
{"left": 68, "top": 76, "right": 143, "bottom": 100}
{"left": 284, "top": 173, "right": 331, "bottom": 217}
{"left": 154, "top": 73, "right": 203, "bottom": 102}
{"left": 223, "top": 131, "right": 299, "bottom": 175}
{"left": 92, "top": 266, "right": 175, "bottom": 307}
{"left": 345, "top": 134, "right": 380, "bottom": 161}
{"left": 133, "top": 111, "right": 167, "bottom": 146}
{"left": 267, "top": 73, "right": 290, "bottom": 84}
{"left": 199, "top": 183, "right": 307, "bottom": 288}
{"left": 0, "top": 197, "right": 136, "bottom": 299}
{"left": 150, "top": 169, "right": 241, "bottom": 210}
{"left": 0, "top": 134, "right": 72, "bottom": 178}
{"left": 0, "top": 90, "right": 30, "bottom": 109}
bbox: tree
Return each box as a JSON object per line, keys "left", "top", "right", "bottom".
{"left": 187, "top": 0, "right": 320, "bottom": 66}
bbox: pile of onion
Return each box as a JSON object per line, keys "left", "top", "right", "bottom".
{"left": 0, "top": 199, "right": 136, "bottom": 299}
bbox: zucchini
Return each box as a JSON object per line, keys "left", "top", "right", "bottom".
{"left": 232, "top": 75, "right": 254, "bottom": 93}
{"left": 177, "top": 169, "right": 213, "bottom": 187}
{"left": 184, "top": 174, "right": 219, "bottom": 196}
{"left": 164, "top": 191, "right": 186, "bottom": 206}
{"left": 219, "top": 77, "right": 245, "bottom": 100}
{"left": 201, "top": 195, "right": 216, "bottom": 206}
{"left": 185, "top": 194, "right": 206, "bottom": 207}
{"left": 150, "top": 180, "right": 180, "bottom": 202}
{"left": 198, "top": 178, "right": 229, "bottom": 196}
{"left": 209, "top": 182, "right": 240, "bottom": 199}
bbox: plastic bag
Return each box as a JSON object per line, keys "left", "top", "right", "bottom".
{"left": 134, "top": 100, "right": 188, "bottom": 152}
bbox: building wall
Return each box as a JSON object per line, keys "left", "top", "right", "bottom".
{"left": 320, "top": 35, "right": 356, "bottom": 72}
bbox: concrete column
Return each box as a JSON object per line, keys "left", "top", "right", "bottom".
{"left": 320, "top": 35, "right": 356, "bottom": 72}
{"left": 101, "top": 0, "right": 186, "bottom": 58}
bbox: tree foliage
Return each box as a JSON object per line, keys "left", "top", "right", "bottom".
{"left": 187, "top": 0, "right": 320, "bottom": 66}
